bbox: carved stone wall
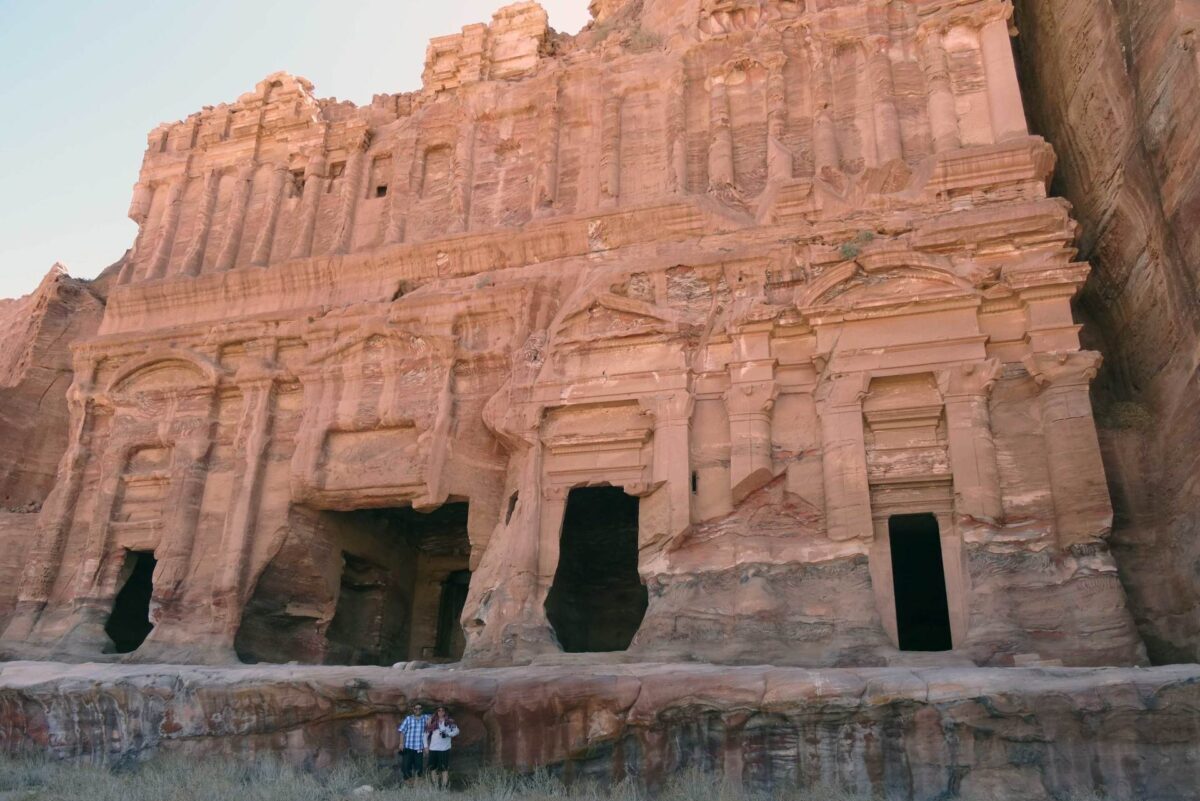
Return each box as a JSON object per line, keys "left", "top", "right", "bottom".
{"left": 0, "top": 0, "right": 1147, "bottom": 670}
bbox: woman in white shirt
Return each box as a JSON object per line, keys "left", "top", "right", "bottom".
{"left": 423, "top": 704, "right": 460, "bottom": 790}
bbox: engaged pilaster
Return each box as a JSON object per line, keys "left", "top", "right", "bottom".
{"left": 180, "top": 169, "right": 221, "bottom": 276}
{"left": 147, "top": 177, "right": 186, "bottom": 279}
{"left": 214, "top": 163, "right": 256, "bottom": 272}
{"left": 868, "top": 35, "right": 903, "bottom": 164}
{"left": 942, "top": 360, "right": 1004, "bottom": 524}
{"left": 918, "top": 27, "right": 961, "bottom": 152}
{"left": 707, "top": 75, "right": 734, "bottom": 188}
{"left": 1023, "top": 351, "right": 1112, "bottom": 547}
{"left": 290, "top": 154, "right": 327, "bottom": 260}
{"left": 249, "top": 165, "right": 287, "bottom": 267}
{"left": 331, "top": 131, "right": 371, "bottom": 255}
{"left": 979, "top": 14, "right": 1028, "bottom": 143}
{"left": 724, "top": 323, "right": 778, "bottom": 502}
{"left": 817, "top": 373, "right": 873, "bottom": 542}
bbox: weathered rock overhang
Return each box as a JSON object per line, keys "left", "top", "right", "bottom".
{"left": 1, "top": 661, "right": 1197, "bottom": 800}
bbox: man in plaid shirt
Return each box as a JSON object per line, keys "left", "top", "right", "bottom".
{"left": 397, "top": 702, "right": 430, "bottom": 782}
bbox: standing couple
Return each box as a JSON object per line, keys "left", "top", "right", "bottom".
{"left": 397, "top": 701, "right": 460, "bottom": 789}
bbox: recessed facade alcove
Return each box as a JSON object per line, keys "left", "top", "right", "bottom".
{"left": 104, "top": 550, "right": 157, "bottom": 654}
{"left": 235, "top": 503, "right": 472, "bottom": 666}
{"left": 545, "top": 486, "right": 647, "bottom": 653}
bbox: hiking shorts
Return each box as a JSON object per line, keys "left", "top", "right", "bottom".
{"left": 428, "top": 750, "right": 450, "bottom": 772}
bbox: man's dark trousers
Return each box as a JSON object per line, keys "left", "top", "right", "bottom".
{"left": 400, "top": 748, "right": 424, "bottom": 779}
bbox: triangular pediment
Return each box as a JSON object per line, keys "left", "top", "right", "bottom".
{"left": 553, "top": 293, "right": 692, "bottom": 345}
{"left": 306, "top": 321, "right": 451, "bottom": 366}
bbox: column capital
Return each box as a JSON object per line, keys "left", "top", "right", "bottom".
{"left": 723, "top": 379, "right": 778, "bottom": 415}
{"left": 941, "top": 358, "right": 1002, "bottom": 397}
{"left": 304, "top": 153, "right": 329, "bottom": 178}
{"left": 815, "top": 371, "right": 871, "bottom": 410}
{"left": 639, "top": 390, "right": 693, "bottom": 423}
{"left": 542, "top": 484, "right": 570, "bottom": 502}
{"left": 1023, "top": 351, "right": 1102, "bottom": 389}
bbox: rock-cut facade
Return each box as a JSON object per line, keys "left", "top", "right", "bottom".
{"left": 0, "top": 0, "right": 1148, "bottom": 669}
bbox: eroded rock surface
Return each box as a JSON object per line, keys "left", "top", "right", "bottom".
{"left": 1, "top": 661, "right": 1198, "bottom": 800}
{"left": 0, "top": 266, "right": 108, "bottom": 508}
{"left": 1013, "top": 0, "right": 1200, "bottom": 664}
{"left": 0, "top": 0, "right": 1155, "bottom": 678}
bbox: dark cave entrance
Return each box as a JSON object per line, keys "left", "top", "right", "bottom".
{"left": 435, "top": 569, "right": 471, "bottom": 659}
{"left": 324, "top": 502, "right": 473, "bottom": 665}
{"left": 545, "top": 486, "right": 647, "bottom": 653}
{"left": 104, "top": 550, "right": 156, "bottom": 653}
{"left": 235, "top": 503, "right": 473, "bottom": 666}
{"left": 889, "top": 513, "right": 953, "bottom": 652}
{"left": 324, "top": 552, "right": 388, "bottom": 665}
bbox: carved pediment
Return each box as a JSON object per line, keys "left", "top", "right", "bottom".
{"left": 796, "top": 251, "right": 975, "bottom": 312}
{"left": 553, "top": 293, "right": 698, "bottom": 347}
{"left": 306, "top": 320, "right": 453, "bottom": 369}
{"left": 107, "top": 348, "right": 221, "bottom": 398}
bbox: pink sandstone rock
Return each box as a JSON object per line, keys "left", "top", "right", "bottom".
{"left": 0, "top": 265, "right": 108, "bottom": 508}
{"left": 0, "top": 0, "right": 1151, "bottom": 673}
{"left": 1012, "top": 0, "right": 1200, "bottom": 666}
{"left": 0, "top": 661, "right": 1198, "bottom": 799}
{"left": 3, "top": 1, "right": 1200, "bottom": 797}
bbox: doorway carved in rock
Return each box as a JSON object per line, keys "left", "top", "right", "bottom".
{"left": 104, "top": 550, "right": 156, "bottom": 654}
{"left": 888, "top": 513, "right": 953, "bottom": 652}
{"left": 545, "top": 486, "right": 648, "bottom": 653}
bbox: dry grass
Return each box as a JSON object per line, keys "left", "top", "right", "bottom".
{"left": 0, "top": 755, "right": 1106, "bottom": 801}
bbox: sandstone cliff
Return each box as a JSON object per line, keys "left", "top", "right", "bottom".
{"left": 0, "top": 264, "right": 109, "bottom": 508}
{"left": 1013, "top": 0, "right": 1200, "bottom": 664}
{"left": 1, "top": 661, "right": 1197, "bottom": 799}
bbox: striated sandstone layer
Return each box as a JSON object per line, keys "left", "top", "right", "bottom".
{"left": 2, "top": 661, "right": 1199, "bottom": 799}
{"left": 1012, "top": 0, "right": 1200, "bottom": 664}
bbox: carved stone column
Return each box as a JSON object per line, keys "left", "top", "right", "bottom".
{"left": 666, "top": 68, "right": 688, "bottom": 194}
{"left": 868, "top": 35, "right": 904, "bottom": 164}
{"left": 213, "top": 358, "right": 279, "bottom": 643}
{"left": 811, "top": 38, "right": 840, "bottom": 176}
{"left": 645, "top": 389, "right": 694, "bottom": 543}
{"left": 450, "top": 119, "right": 476, "bottom": 233}
{"left": 725, "top": 325, "right": 777, "bottom": 503}
{"left": 249, "top": 165, "right": 287, "bottom": 267}
{"left": 537, "top": 484, "right": 570, "bottom": 595}
{"left": 150, "top": 422, "right": 215, "bottom": 601}
{"left": 147, "top": 177, "right": 186, "bottom": 279}
{"left": 1023, "top": 351, "right": 1112, "bottom": 547}
{"left": 331, "top": 132, "right": 371, "bottom": 255}
{"left": 383, "top": 129, "right": 418, "bottom": 245}
{"left": 180, "top": 169, "right": 221, "bottom": 276}
{"left": 942, "top": 359, "right": 1003, "bottom": 524}
{"left": 290, "top": 154, "right": 327, "bottom": 260}
{"left": 214, "top": 164, "right": 256, "bottom": 272}
{"left": 816, "top": 373, "right": 873, "bottom": 542}
{"left": 979, "top": 16, "right": 1028, "bottom": 143}
{"left": 532, "top": 78, "right": 562, "bottom": 215}
{"left": 919, "top": 27, "right": 961, "bottom": 152}
{"left": 707, "top": 75, "right": 734, "bottom": 188}
{"left": 600, "top": 92, "right": 623, "bottom": 206}
{"left": 765, "top": 54, "right": 793, "bottom": 183}
{"left": 56, "top": 434, "right": 137, "bottom": 651}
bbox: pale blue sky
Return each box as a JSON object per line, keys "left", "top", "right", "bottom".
{"left": 0, "top": 0, "right": 593, "bottom": 300}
